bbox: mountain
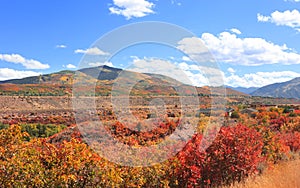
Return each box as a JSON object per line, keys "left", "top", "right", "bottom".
{"left": 251, "top": 77, "right": 300, "bottom": 99}
{"left": 226, "top": 86, "right": 259, "bottom": 95}
{"left": 0, "top": 66, "right": 184, "bottom": 96}
{"left": 0, "top": 65, "right": 248, "bottom": 97}
{"left": 78, "top": 65, "right": 122, "bottom": 81}
{"left": 0, "top": 70, "right": 75, "bottom": 85}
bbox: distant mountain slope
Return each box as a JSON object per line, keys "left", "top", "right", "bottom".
{"left": 197, "top": 86, "right": 249, "bottom": 97}
{"left": 227, "top": 86, "right": 259, "bottom": 95}
{"left": 0, "top": 66, "right": 184, "bottom": 96}
{"left": 0, "top": 70, "right": 75, "bottom": 85}
{"left": 78, "top": 65, "right": 122, "bottom": 81}
{"left": 251, "top": 77, "right": 300, "bottom": 99}
{"left": 0, "top": 65, "right": 249, "bottom": 97}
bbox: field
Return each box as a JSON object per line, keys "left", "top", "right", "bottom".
{"left": 0, "top": 95, "right": 300, "bottom": 187}
{"left": 226, "top": 159, "right": 300, "bottom": 188}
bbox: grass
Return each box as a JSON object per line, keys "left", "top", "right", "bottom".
{"left": 225, "top": 159, "right": 300, "bottom": 188}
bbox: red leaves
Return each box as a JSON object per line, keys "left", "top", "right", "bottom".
{"left": 176, "top": 124, "right": 264, "bottom": 187}
{"left": 279, "top": 131, "right": 300, "bottom": 152}
{"left": 107, "top": 119, "right": 180, "bottom": 146}
{"left": 2, "top": 108, "right": 300, "bottom": 187}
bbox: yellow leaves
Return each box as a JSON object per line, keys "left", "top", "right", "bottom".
{"left": 0, "top": 125, "right": 181, "bottom": 187}
{"left": 197, "top": 114, "right": 210, "bottom": 133}
{"left": 61, "top": 174, "right": 77, "bottom": 182}
{"left": 60, "top": 75, "right": 69, "bottom": 82}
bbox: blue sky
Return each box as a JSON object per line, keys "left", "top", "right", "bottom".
{"left": 0, "top": 0, "right": 300, "bottom": 88}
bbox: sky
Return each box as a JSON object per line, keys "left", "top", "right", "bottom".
{"left": 0, "top": 0, "right": 300, "bottom": 88}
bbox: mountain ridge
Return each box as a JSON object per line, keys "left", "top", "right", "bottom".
{"left": 226, "top": 86, "right": 259, "bottom": 94}
{"left": 0, "top": 65, "right": 248, "bottom": 97}
{"left": 251, "top": 77, "right": 300, "bottom": 99}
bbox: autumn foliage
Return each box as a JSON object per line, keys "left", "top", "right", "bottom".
{"left": 1, "top": 105, "right": 300, "bottom": 187}
{"left": 176, "top": 124, "right": 264, "bottom": 187}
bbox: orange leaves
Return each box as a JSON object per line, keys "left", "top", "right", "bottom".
{"left": 0, "top": 126, "right": 101, "bottom": 187}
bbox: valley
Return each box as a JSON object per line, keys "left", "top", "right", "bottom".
{"left": 1, "top": 66, "right": 300, "bottom": 187}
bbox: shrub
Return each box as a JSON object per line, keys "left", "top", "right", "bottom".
{"left": 176, "top": 124, "right": 264, "bottom": 187}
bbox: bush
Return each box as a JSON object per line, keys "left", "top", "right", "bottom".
{"left": 176, "top": 124, "right": 264, "bottom": 187}
{"left": 20, "top": 124, "right": 67, "bottom": 138}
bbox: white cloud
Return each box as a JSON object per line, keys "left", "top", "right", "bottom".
{"left": 65, "top": 64, "right": 76, "bottom": 69}
{"left": 182, "top": 56, "right": 191, "bottom": 61}
{"left": 0, "top": 53, "right": 49, "bottom": 69}
{"left": 109, "top": 0, "right": 155, "bottom": 20}
{"left": 258, "top": 10, "right": 300, "bottom": 31}
{"left": 257, "top": 13, "right": 270, "bottom": 22}
{"left": 117, "top": 56, "right": 300, "bottom": 88}
{"left": 74, "top": 47, "right": 109, "bottom": 56}
{"left": 128, "top": 57, "right": 194, "bottom": 85}
{"left": 177, "top": 37, "right": 213, "bottom": 63}
{"left": 178, "top": 32, "right": 300, "bottom": 66}
{"left": 127, "top": 57, "right": 224, "bottom": 86}
{"left": 230, "top": 28, "right": 242, "bottom": 35}
{"left": 177, "top": 62, "right": 225, "bottom": 86}
{"left": 88, "top": 61, "right": 114, "bottom": 67}
{"left": 226, "top": 71, "right": 300, "bottom": 88}
{"left": 56, "top": 44, "right": 67, "bottom": 48}
{"left": 177, "top": 37, "right": 209, "bottom": 55}
{"left": 0, "top": 68, "right": 41, "bottom": 81}
{"left": 227, "top": 67, "right": 236, "bottom": 73}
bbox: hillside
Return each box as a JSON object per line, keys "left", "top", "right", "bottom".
{"left": 251, "top": 77, "right": 300, "bottom": 99}
{"left": 0, "top": 65, "right": 247, "bottom": 97}
{"left": 0, "top": 70, "right": 75, "bottom": 85}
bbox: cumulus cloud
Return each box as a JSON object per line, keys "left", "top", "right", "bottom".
{"left": 88, "top": 61, "right": 114, "bottom": 67}
{"left": 230, "top": 28, "right": 242, "bottom": 35}
{"left": 257, "top": 14, "right": 270, "bottom": 22}
{"left": 64, "top": 64, "right": 76, "bottom": 69}
{"left": 109, "top": 0, "right": 155, "bottom": 19}
{"left": 177, "top": 37, "right": 213, "bottom": 63}
{"left": 226, "top": 71, "right": 300, "bottom": 88}
{"left": 120, "top": 56, "right": 300, "bottom": 88}
{"left": 177, "top": 62, "right": 225, "bottom": 86}
{"left": 128, "top": 57, "right": 194, "bottom": 85}
{"left": 227, "top": 67, "right": 236, "bottom": 73}
{"left": 258, "top": 10, "right": 300, "bottom": 31}
{"left": 0, "top": 68, "right": 41, "bottom": 81}
{"left": 127, "top": 57, "right": 224, "bottom": 86}
{"left": 56, "top": 44, "right": 67, "bottom": 48}
{"left": 178, "top": 32, "right": 300, "bottom": 66}
{"left": 182, "top": 56, "right": 191, "bottom": 61}
{"left": 177, "top": 37, "right": 209, "bottom": 55}
{"left": 74, "top": 47, "right": 109, "bottom": 56}
{"left": 0, "top": 53, "right": 49, "bottom": 69}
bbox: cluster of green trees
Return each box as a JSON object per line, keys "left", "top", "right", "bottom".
{"left": 0, "top": 123, "right": 66, "bottom": 139}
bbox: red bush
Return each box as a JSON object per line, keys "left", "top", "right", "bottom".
{"left": 279, "top": 131, "right": 300, "bottom": 152}
{"left": 176, "top": 124, "right": 264, "bottom": 187}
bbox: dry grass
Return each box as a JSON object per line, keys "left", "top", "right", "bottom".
{"left": 225, "top": 159, "right": 300, "bottom": 188}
